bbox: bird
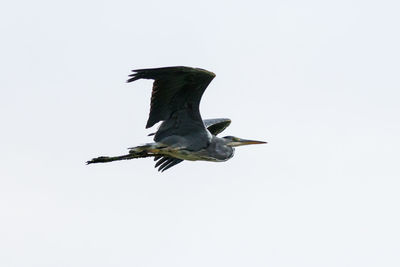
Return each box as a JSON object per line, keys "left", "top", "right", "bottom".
{"left": 87, "top": 66, "right": 267, "bottom": 172}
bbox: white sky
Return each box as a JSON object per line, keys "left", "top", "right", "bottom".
{"left": 1, "top": 0, "right": 399, "bottom": 266}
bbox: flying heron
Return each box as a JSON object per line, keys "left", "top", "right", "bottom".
{"left": 87, "top": 66, "right": 267, "bottom": 171}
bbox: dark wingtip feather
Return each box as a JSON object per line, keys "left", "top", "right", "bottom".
{"left": 153, "top": 156, "right": 184, "bottom": 172}
{"left": 158, "top": 158, "right": 174, "bottom": 172}
{"left": 126, "top": 71, "right": 140, "bottom": 83}
{"left": 160, "top": 159, "right": 183, "bottom": 172}
{"left": 126, "top": 69, "right": 147, "bottom": 83}
{"left": 155, "top": 157, "right": 170, "bottom": 168}
{"left": 160, "top": 161, "right": 175, "bottom": 172}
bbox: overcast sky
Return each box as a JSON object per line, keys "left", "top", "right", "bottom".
{"left": 1, "top": 0, "right": 399, "bottom": 266}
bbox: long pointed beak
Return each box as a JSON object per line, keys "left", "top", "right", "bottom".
{"left": 229, "top": 138, "right": 267, "bottom": 147}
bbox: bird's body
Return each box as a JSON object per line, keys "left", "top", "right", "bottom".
{"left": 132, "top": 135, "right": 234, "bottom": 162}
{"left": 87, "top": 66, "right": 266, "bottom": 171}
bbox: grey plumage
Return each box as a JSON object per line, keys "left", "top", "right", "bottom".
{"left": 87, "top": 66, "right": 266, "bottom": 172}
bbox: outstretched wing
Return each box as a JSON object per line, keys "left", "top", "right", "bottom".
{"left": 127, "top": 66, "right": 216, "bottom": 129}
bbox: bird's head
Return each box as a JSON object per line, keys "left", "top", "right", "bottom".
{"left": 222, "top": 136, "right": 267, "bottom": 147}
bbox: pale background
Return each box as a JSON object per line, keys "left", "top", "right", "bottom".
{"left": 1, "top": 0, "right": 399, "bottom": 266}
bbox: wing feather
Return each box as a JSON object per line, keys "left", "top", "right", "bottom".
{"left": 127, "top": 66, "right": 215, "bottom": 128}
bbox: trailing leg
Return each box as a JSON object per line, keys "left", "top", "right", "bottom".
{"left": 86, "top": 150, "right": 152, "bottom": 165}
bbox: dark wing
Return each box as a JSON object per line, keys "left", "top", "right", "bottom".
{"left": 152, "top": 118, "right": 232, "bottom": 172}
{"left": 203, "top": 118, "right": 231, "bottom": 136}
{"left": 127, "top": 66, "right": 215, "bottom": 129}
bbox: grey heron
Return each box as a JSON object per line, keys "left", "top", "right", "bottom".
{"left": 87, "top": 66, "right": 266, "bottom": 171}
